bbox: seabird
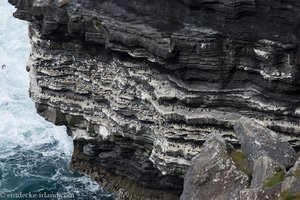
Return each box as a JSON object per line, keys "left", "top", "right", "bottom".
{"left": 1, "top": 64, "right": 6, "bottom": 69}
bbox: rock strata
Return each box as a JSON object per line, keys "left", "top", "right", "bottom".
{"left": 8, "top": 0, "right": 300, "bottom": 199}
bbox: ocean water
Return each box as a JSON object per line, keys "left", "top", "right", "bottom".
{"left": 0, "top": 2, "right": 114, "bottom": 200}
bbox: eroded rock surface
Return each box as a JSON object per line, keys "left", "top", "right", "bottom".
{"left": 251, "top": 156, "right": 281, "bottom": 188}
{"left": 8, "top": 0, "right": 300, "bottom": 199}
{"left": 282, "top": 157, "right": 300, "bottom": 195}
{"left": 234, "top": 118, "right": 296, "bottom": 167}
{"left": 181, "top": 120, "right": 300, "bottom": 200}
{"left": 180, "top": 132, "right": 248, "bottom": 200}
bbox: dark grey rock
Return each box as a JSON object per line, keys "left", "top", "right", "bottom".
{"left": 180, "top": 132, "right": 248, "bottom": 200}
{"left": 251, "top": 156, "right": 283, "bottom": 188}
{"left": 282, "top": 156, "right": 300, "bottom": 194}
{"left": 234, "top": 118, "right": 296, "bottom": 168}
{"left": 55, "top": 0, "right": 69, "bottom": 8}
{"left": 239, "top": 185, "right": 281, "bottom": 200}
{"left": 238, "top": 188, "right": 260, "bottom": 200}
{"left": 8, "top": 0, "right": 300, "bottom": 199}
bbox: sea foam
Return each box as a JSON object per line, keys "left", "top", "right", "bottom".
{"left": 0, "top": 2, "right": 113, "bottom": 199}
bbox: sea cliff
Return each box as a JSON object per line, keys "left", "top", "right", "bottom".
{"left": 9, "top": 0, "right": 300, "bottom": 199}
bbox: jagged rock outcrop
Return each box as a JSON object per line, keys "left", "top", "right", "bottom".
{"left": 180, "top": 132, "right": 249, "bottom": 200}
{"left": 282, "top": 157, "right": 300, "bottom": 196}
{"left": 181, "top": 120, "right": 300, "bottom": 200}
{"left": 234, "top": 118, "right": 297, "bottom": 168}
{"left": 8, "top": 0, "right": 300, "bottom": 199}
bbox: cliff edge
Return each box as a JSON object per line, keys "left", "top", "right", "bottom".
{"left": 8, "top": 0, "right": 300, "bottom": 199}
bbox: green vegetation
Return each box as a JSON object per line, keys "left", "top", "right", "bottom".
{"left": 264, "top": 168, "right": 285, "bottom": 187}
{"left": 229, "top": 149, "right": 252, "bottom": 176}
{"left": 279, "top": 190, "right": 300, "bottom": 200}
{"left": 294, "top": 168, "right": 300, "bottom": 177}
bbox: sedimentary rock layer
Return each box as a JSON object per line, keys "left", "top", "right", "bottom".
{"left": 9, "top": 0, "right": 300, "bottom": 199}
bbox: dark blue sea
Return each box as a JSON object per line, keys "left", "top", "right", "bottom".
{"left": 0, "top": 2, "right": 114, "bottom": 200}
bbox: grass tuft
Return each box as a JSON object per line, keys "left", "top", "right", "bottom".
{"left": 229, "top": 149, "right": 252, "bottom": 176}
{"left": 264, "top": 169, "right": 285, "bottom": 187}
{"left": 279, "top": 190, "right": 300, "bottom": 200}
{"left": 294, "top": 169, "right": 300, "bottom": 177}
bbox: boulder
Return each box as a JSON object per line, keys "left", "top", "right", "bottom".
{"left": 234, "top": 118, "right": 296, "bottom": 168}
{"left": 239, "top": 185, "right": 281, "bottom": 200}
{"left": 251, "top": 156, "right": 284, "bottom": 188}
{"left": 282, "top": 156, "right": 300, "bottom": 194}
{"left": 180, "top": 132, "right": 249, "bottom": 200}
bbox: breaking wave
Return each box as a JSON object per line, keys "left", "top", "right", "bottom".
{"left": 0, "top": 2, "right": 114, "bottom": 199}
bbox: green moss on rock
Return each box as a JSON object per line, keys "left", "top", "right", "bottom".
{"left": 279, "top": 190, "right": 300, "bottom": 200}
{"left": 294, "top": 169, "right": 300, "bottom": 177}
{"left": 229, "top": 149, "right": 252, "bottom": 176}
{"left": 264, "top": 169, "right": 285, "bottom": 187}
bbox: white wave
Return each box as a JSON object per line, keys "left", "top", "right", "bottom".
{"left": 0, "top": 1, "right": 73, "bottom": 157}
{"left": 0, "top": 3, "right": 114, "bottom": 199}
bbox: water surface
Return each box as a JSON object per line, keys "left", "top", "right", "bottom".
{"left": 0, "top": 2, "right": 114, "bottom": 199}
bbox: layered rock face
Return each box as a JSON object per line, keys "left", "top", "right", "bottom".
{"left": 9, "top": 0, "right": 300, "bottom": 199}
